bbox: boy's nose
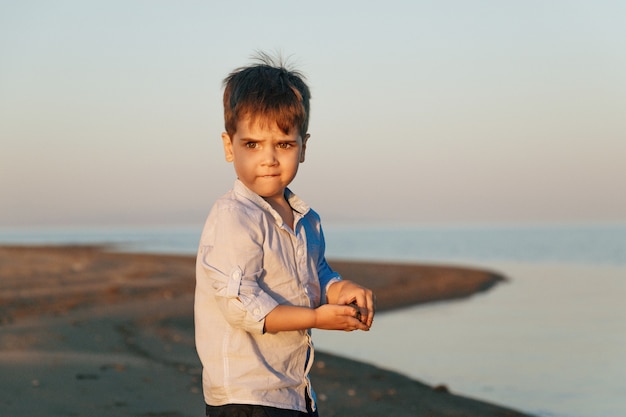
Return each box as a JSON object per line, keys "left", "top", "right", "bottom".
{"left": 261, "top": 148, "right": 278, "bottom": 166}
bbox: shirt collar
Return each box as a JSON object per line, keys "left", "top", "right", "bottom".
{"left": 232, "top": 179, "right": 310, "bottom": 222}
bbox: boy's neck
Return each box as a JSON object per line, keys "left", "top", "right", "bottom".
{"left": 264, "top": 196, "right": 294, "bottom": 230}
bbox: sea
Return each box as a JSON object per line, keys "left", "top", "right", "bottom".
{"left": 1, "top": 223, "right": 625, "bottom": 417}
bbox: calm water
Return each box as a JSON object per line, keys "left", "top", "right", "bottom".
{"left": 2, "top": 224, "right": 625, "bottom": 417}
{"left": 2, "top": 224, "right": 625, "bottom": 265}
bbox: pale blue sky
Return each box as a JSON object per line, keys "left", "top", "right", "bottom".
{"left": 2, "top": 0, "right": 625, "bottom": 227}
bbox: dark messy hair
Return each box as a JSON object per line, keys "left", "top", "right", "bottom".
{"left": 222, "top": 51, "right": 311, "bottom": 138}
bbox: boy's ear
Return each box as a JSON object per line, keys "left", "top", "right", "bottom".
{"left": 300, "top": 133, "right": 310, "bottom": 163}
{"left": 221, "top": 132, "right": 234, "bottom": 162}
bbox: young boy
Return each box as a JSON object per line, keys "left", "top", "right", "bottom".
{"left": 195, "top": 53, "right": 375, "bottom": 417}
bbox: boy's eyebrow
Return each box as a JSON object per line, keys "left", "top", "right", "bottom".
{"left": 237, "top": 136, "right": 263, "bottom": 142}
{"left": 238, "top": 136, "right": 297, "bottom": 142}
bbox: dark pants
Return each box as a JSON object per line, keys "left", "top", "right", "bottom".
{"left": 205, "top": 403, "right": 319, "bottom": 417}
{"left": 206, "top": 390, "right": 318, "bottom": 417}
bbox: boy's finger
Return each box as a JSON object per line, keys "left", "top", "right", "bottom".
{"left": 340, "top": 305, "right": 368, "bottom": 331}
{"left": 347, "top": 302, "right": 362, "bottom": 321}
{"left": 347, "top": 299, "right": 373, "bottom": 326}
{"left": 363, "top": 292, "right": 375, "bottom": 327}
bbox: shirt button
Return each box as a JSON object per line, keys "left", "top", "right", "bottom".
{"left": 296, "top": 248, "right": 304, "bottom": 257}
{"left": 253, "top": 308, "right": 260, "bottom": 316}
{"left": 232, "top": 270, "right": 241, "bottom": 280}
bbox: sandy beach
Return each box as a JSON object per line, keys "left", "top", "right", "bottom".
{"left": 0, "top": 245, "right": 534, "bottom": 417}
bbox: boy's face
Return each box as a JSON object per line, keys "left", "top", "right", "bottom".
{"left": 222, "top": 116, "right": 309, "bottom": 204}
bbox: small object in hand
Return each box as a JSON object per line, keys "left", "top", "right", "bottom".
{"left": 348, "top": 302, "right": 361, "bottom": 321}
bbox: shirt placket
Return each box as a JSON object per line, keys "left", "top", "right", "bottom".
{"left": 293, "top": 214, "right": 317, "bottom": 411}
{"left": 292, "top": 215, "right": 312, "bottom": 308}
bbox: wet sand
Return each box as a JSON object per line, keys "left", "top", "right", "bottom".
{"left": 0, "top": 245, "right": 533, "bottom": 416}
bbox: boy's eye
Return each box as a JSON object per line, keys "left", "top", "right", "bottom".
{"left": 245, "top": 142, "right": 258, "bottom": 149}
{"left": 277, "top": 142, "right": 292, "bottom": 149}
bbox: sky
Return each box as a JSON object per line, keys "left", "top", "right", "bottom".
{"left": 1, "top": 0, "right": 625, "bottom": 228}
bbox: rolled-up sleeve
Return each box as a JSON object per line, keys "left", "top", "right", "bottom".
{"left": 198, "top": 204, "right": 279, "bottom": 334}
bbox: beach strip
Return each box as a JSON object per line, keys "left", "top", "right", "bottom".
{"left": 0, "top": 245, "right": 532, "bottom": 417}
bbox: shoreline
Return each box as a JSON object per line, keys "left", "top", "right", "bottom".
{"left": 0, "top": 245, "right": 533, "bottom": 416}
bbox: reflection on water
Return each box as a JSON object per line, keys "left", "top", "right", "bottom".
{"left": 313, "top": 262, "right": 626, "bottom": 417}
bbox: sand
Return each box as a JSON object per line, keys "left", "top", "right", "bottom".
{"left": 0, "top": 245, "right": 534, "bottom": 416}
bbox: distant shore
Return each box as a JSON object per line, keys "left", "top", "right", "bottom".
{"left": 0, "top": 245, "right": 533, "bottom": 416}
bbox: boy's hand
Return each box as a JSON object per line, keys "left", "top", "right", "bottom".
{"left": 326, "top": 280, "right": 375, "bottom": 328}
{"left": 314, "top": 304, "right": 370, "bottom": 332}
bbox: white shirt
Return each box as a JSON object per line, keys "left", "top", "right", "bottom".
{"left": 195, "top": 180, "right": 341, "bottom": 412}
